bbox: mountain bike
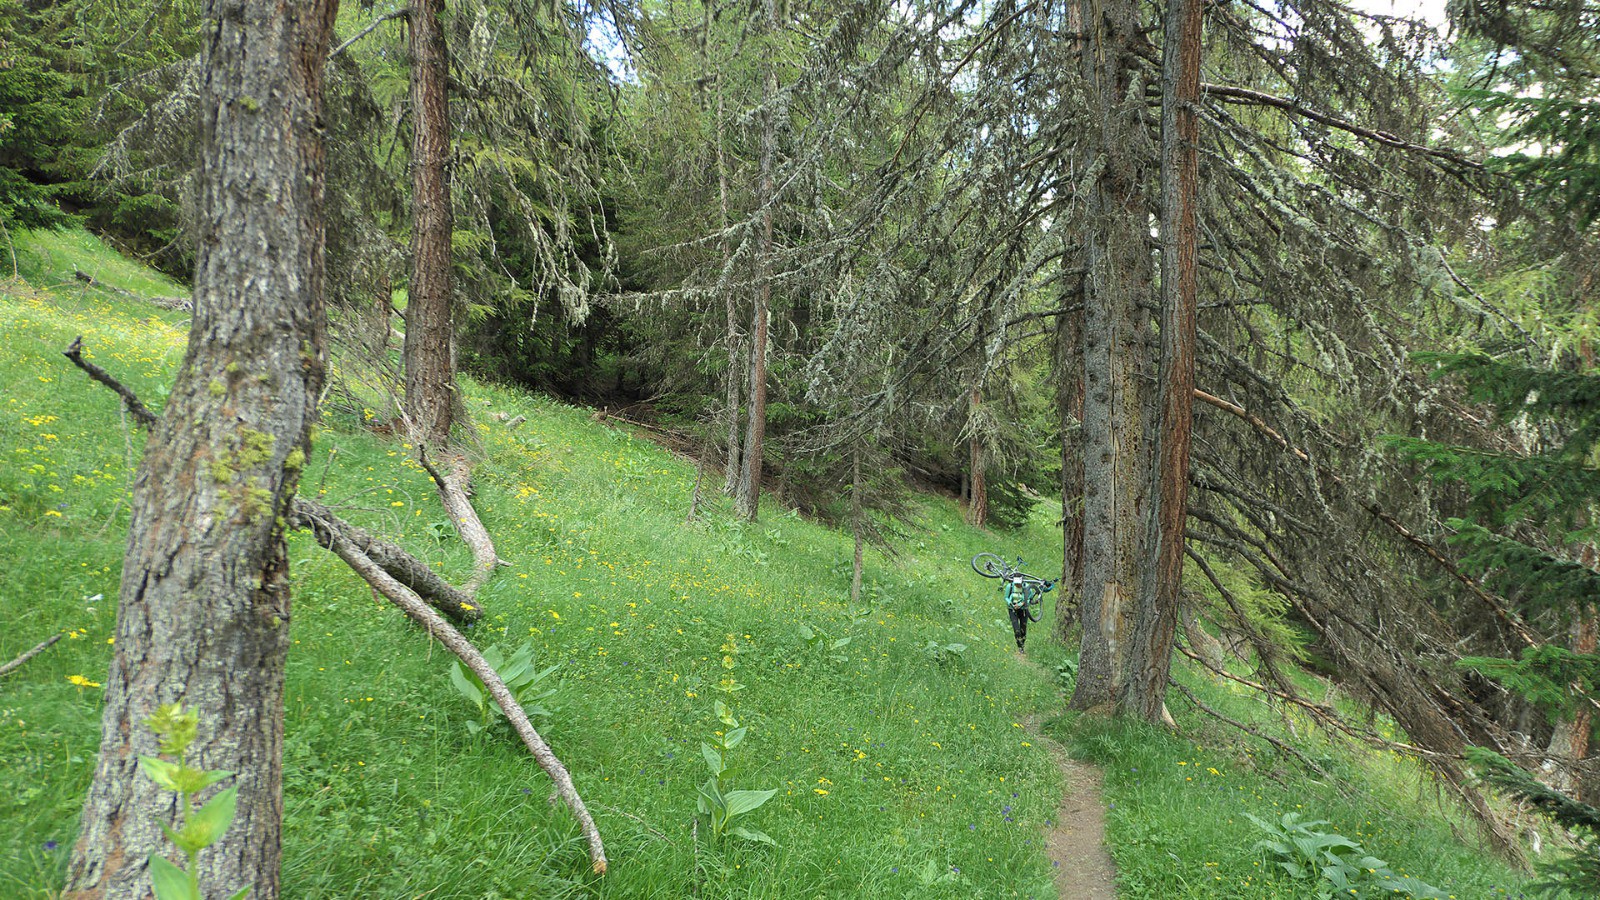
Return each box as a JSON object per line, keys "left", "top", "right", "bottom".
{"left": 971, "top": 553, "right": 1055, "bottom": 651}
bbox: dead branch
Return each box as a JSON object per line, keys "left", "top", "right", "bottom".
{"left": 62, "top": 338, "right": 482, "bottom": 624}
{"left": 0, "top": 634, "right": 63, "bottom": 679}
{"left": 1168, "top": 680, "right": 1342, "bottom": 785}
{"left": 1200, "top": 83, "right": 1485, "bottom": 173}
{"left": 418, "top": 446, "right": 504, "bottom": 595}
{"left": 72, "top": 270, "right": 191, "bottom": 310}
{"left": 329, "top": 7, "right": 409, "bottom": 60}
{"left": 287, "top": 498, "right": 481, "bottom": 623}
{"left": 63, "top": 336, "right": 160, "bottom": 428}
{"left": 324, "top": 532, "right": 606, "bottom": 873}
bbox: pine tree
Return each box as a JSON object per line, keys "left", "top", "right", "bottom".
{"left": 1393, "top": 351, "right": 1600, "bottom": 894}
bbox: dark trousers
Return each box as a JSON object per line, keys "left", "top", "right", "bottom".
{"left": 1009, "top": 605, "right": 1030, "bottom": 650}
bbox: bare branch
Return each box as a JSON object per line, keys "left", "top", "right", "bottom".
{"left": 0, "top": 634, "right": 63, "bottom": 679}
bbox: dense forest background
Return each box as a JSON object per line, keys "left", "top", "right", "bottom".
{"left": 6, "top": 0, "right": 1600, "bottom": 895}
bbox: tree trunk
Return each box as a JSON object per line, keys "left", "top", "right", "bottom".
{"left": 717, "top": 82, "right": 744, "bottom": 497}
{"left": 1122, "top": 0, "right": 1201, "bottom": 722}
{"left": 1071, "top": 0, "right": 1153, "bottom": 711}
{"left": 851, "top": 446, "right": 864, "bottom": 606}
{"left": 736, "top": 20, "right": 777, "bottom": 523}
{"left": 403, "top": 0, "right": 455, "bottom": 452}
{"left": 66, "top": 1, "right": 336, "bottom": 896}
{"left": 968, "top": 389, "right": 989, "bottom": 528}
{"left": 1055, "top": 293, "right": 1086, "bottom": 643}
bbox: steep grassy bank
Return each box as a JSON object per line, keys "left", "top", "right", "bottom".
{"left": 1, "top": 230, "right": 1529, "bottom": 898}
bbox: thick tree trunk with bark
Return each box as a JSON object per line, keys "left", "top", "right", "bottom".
{"left": 1122, "top": 0, "right": 1201, "bottom": 722}
{"left": 736, "top": 28, "right": 777, "bottom": 522}
{"left": 400, "top": 0, "right": 500, "bottom": 593}
{"left": 1071, "top": 0, "right": 1153, "bottom": 710}
{"left": 66, "top": 1, "right": 336, "bottom": 896}
{"left": 1055, "top": 296, "right": 1086, "bottom": 643}
{"left": 403, "top": 0, "right": 455, "bottom": 452}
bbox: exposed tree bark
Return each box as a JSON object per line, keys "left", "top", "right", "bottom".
{"left": 401, "top": 0, "right": 500, "bottom": 595}
{"left": 402, "top": 0, "right": 455, "bottom": 453}
{"left": 1123, "top": 0, "right": 1201, "bottom": 723}
{"left": 1055, "top": 285, "right": 1086, "bottom": 643}
{"left": 968, "top": 388, "right": 989, "bottom": 528}
{"left": 735, "top": 8, "right": 777, "bottom": 523}
{"left": 1071, "top": 0, "right": 1152, "bottom": 710}
{"left": 66, "top": 1, "right": 337, "bottom": 895}
{"left": 851, "top": 446, "right": 864, "bottom": 605}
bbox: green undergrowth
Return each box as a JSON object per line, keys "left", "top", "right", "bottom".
{"left": 0, "top": 229, "right": 1531, "bottom": 898}
{"left": 1039, "top": 663, "right": 1534, "bottom": 899}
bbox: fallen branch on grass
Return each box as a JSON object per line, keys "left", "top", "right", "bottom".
{"left": 417, "top": 446, "right": 504, "bottom": 595}
{"left": 73, "top": 270, "right": 191, "bottom": 311}
{"left": 324, "top": 530, "right": 607, "bottom": 872}
{"left": 0, "top": 633, "right": 63, "bottom": 679}
{"left": 61, "top": 336, "right": 604, "bottom": 868}
{"left": 62, "top": 337, "right": 481, "bottom": 624}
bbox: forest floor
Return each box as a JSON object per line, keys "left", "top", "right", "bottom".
{"left": 1027, "top": 714, "right": 1117, "bottom": 900}
{"left": 0, "top": 227, "right": 1538, "bottom": 899}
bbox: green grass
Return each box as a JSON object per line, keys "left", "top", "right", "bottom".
{"left": 0, "top": 228, "right": 1532, "bottom": 899}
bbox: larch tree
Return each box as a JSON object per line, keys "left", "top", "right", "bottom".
{"left": 1121, "top": 0, "right": 1202, "bottom": 722}
{"left": 66, "top": 0, "right": 337, "bottom": 896}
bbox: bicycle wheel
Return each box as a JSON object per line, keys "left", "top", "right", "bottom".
{"left": 971, "top": 552, "right": 1008, "bottom": 578}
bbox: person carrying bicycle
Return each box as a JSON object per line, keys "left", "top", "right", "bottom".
{"left": 971, "top": 553, "right": 1055, "bottom": 653}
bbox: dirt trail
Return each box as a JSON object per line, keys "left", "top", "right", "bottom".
{"left": 1027, "top": 716, "right": 1118, "bottom": 900}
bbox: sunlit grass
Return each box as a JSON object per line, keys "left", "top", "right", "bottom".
{"left": 0, "top": 228, "right": 1532, "bottom": 899}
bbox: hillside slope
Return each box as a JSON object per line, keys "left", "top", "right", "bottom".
{"left": 0, "top": 230, "right": 1530, "bottom": 899}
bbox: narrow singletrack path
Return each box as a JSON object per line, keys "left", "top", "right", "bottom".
{"left": 1026, "top": 715, "right": 1118, "bottom": 899}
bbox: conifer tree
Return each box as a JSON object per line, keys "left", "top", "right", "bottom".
{"left": 1394, "top": 352, "right": 1600, "bottom": 895}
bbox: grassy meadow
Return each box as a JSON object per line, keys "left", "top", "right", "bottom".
{"left": 0, "top": 229, "right": 1533, "bottom": 898}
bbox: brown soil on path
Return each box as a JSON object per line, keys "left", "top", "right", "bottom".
{"left": 1027, "top": 716, "right": 1118, "bottom": 900}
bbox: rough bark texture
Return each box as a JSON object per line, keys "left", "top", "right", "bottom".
{"left": 968, "top": 389, "right": 989, "bottom": 528}
{"left": 735, "top": 21, "right": 777, "bottom": 523}
{"left": 402, "top": 0, "right": 455, "bottom": 452}
{"left": 1055, "top": 297, "right": 1086, "bottom": 643}
{"left": 1071, "top": 0, "right": 1151, "bottom": 710}
{"left": 1122, "top": 0, "right": 1201, "bottom": 723}
{"left": 66, "top": 1, "right": 336, "bottom": 895}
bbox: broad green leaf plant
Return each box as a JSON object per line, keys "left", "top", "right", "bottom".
{"left": 1247, "top": 811, "right": 1449, "bottom": 899}
{"left": 697, "top": 699, "right": 777, "bottom": 846}
{"left": 139, "top": 703, "right": 250, "bottom": 900}
{"left": 447, "top": 642, "right": 558, "bottom": 736}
